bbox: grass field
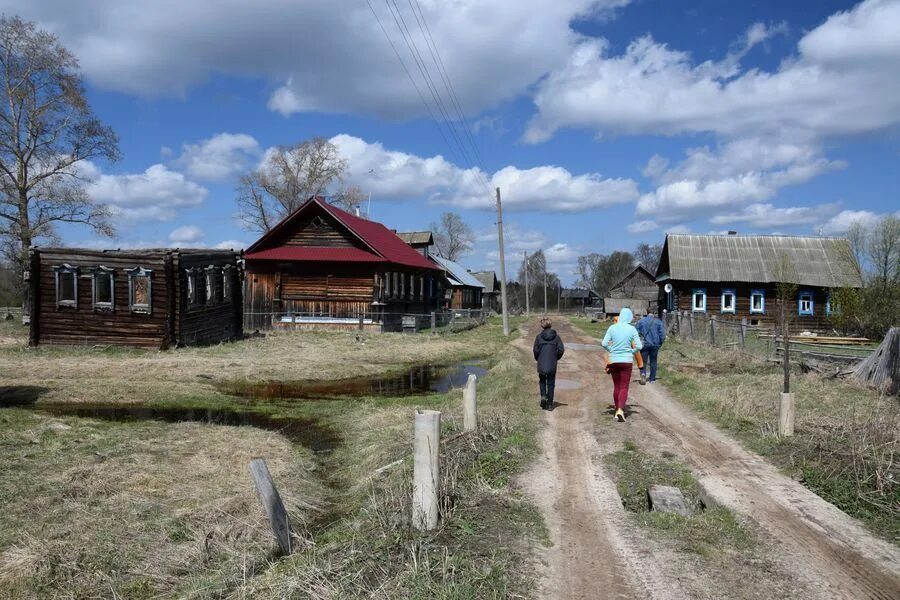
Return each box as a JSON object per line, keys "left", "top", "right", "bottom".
{"left": 0, "top": 316, "right": 546, "bottom": 598}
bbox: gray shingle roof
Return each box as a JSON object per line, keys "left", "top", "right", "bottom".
{"left": 661, "top": 234, "right": 863, "bottom": 287}
{"left": 396, "top": 231, "right": 433, "bottom": 245}
{"left": 431, "top": 255, "right": 485, "bottom": 288}
{"left": 470, "top": 271, "right": 498, "bottom": 290}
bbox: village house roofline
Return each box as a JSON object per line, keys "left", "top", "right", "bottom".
{"left": 659, "top": 233, "right": 863, "bottom": 288}
{"left": 396, "top": 231, "right": 434, "bottom": 245}
{"left": 430, "top": 255, "right": 485, "bottom": 288}
{"left": 244, "top": 196, "right": 436, "bottom": 270}
{"left": 31, "top": 247, "right": 238, "bottom": 256}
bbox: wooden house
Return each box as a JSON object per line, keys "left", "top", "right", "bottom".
{"left": 655, "top": 234, "right": 863, "bottom": 330}
{"left": 430, "top": 256, "right": 484, "bottom": 310}
{"left": 396, "top": 231, "right": 434, "bottom": 257}
{"left": 242, "top": 197, "right": 443, "bottom": 331}
{"left": 471, "top": 271, "right": 500, "bottom": 312}
{"left": 28, "top": 248, "right": 242, "bottom": 348}
{"left": 605, "top": 264, "right": 658, "bottom": 316}
{"left": 561, "top": 288, "right": 599, "bottom": 312}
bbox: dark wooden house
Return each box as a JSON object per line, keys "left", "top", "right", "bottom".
{"left": 655, "top": 234, "right": 863, "bottom": 330}
{"left": 560, "top": 288, "right": 599, "bottom": 312}
{"left": 430, "top": 255, "right": 484, "bottom": 310}
{"left": 471, "top": 271, "right": 500, "bottom": 312}
{"left": 243, "top": 197, "right": 443, "bottom": 331}
{"left": 605, "top": 264, "right": 658, "bottom": 316}
{"left": 28, "top": 248, "right": 242, "bottom": 348}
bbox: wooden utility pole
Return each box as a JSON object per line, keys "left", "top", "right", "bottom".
{"left": 543, "top": 267, "right": 548, "bottom": 314}
{"left": 496, "top": 187, "right": 510, "bottom": 336}
{"left": 524, "top": 251, "right": 530, "bottom": 314}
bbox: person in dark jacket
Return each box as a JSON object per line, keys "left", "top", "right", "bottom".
{"left": 533, "top": 317, "right": 565, "bottom": 410}
{"left": 636, "top": 311, "right": 666, "bottom": 384}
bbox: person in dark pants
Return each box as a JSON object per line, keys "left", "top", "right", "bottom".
{"left": 636, "top": 311, "right": 666, "bottom": 384}
{"left": 533, "top": 317, "right": 565, "bottom": 410}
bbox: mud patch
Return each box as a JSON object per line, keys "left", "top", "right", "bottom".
{"left": 34, "top": 404, "right": 340, "bottom": 453}
{"left": 218, "top": 362, "right": 488, "bottom": 400}
{"left": 0, "top": 386, "right": 48, "bottom": 407}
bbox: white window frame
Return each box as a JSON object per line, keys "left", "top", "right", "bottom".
{"left": 54, "top": 264, "right": 79, "bottom": 308}
{"left": 222, "top": 265, "right": 233, "bottom": 302}
{"left": 126, "top": 267, "right": 153, "bottom": 314}
{"left": 691, "top": 288, "right": 707, "bottom": 313}
{"left": 720, "top": 288, "right": 736, "bottom": 314}
{"left": 798, "top": 290, "right": 814, "bottom": 316}
{"left": 92, "top": 266, "right": 115, "bottom": 311}
{"left": 205, "top": 266, "right": 218, "bottom": 305}
{"left": 750, "top": 289, "right": 765, "bottom": 314}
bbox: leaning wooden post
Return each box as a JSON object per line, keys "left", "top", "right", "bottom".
{"left": 430, "top": 311, "right": 437, "bottom": 334}
{"left": 463, "top": 374, "right": 478, "bottom": 431}
{"left": 689, "top": 312, "right": 694, "bottom": 337}
{"left": 413, "top": 409, "right": 441, "bottom": 530}
{"left": 740, "top": 317, "right": 747, "bottom": 348}
{"left": 779, "top": 392, "right": 795, "bottom": 437}
{"left": 248, "top": 458, "right": 292, "bottom": 555}
{"left": 710, "top": 315, "right": 717, "bottom": 346}
{"left": 358, "top": 312, "right": 364, "bottom": 331}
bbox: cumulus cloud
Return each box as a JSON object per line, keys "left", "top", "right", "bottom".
{"left": 525, "top": 0, "right": 900, "bottom": 143}
{"left": 168, "top": 225, "right": 204, "bottom": 244}
{"left": 627, "top": 220, "right": 659, "bottom": 234}
{"left": 330, "top": 134, "right": 637, "bottom": 212}
{"left": 87, "top": 164, "right": 208, "bottom": 221}
{"left": 214, "top": 239, "right": 246, "bottom": 250}
{"left": 819, "top": 210, "right": 884, "bottom": 234}
{"left": 708, "top": 202, "right": 842, "bottom": 229}
{"left": 11, "top": 0, "right": 629, "bottom": 119}
{"left": 171, "top": 133, "right": 260, "bottom": 182}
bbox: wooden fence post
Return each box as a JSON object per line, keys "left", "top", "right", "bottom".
{"left": 463, "top": 374, "right": 477, "bottom": 431}
{"left": 689, "top": 312, "right": 694, "bottom": 337}
{"left": 248, "top": 458, "right": 292, "bottom": 555}
{"left": 779, "top": 392, "right": 795, "bottom": 437}
{"left": 413, "top": 409, "right": 441, "bottom": 530}
{"left": 710, "top": 315, "right": 717, "bottom": 346}
{"left": 431, "top": 311, "right": 437, "bottom": 334}
{"left": 358, "top": 312, "right": 364, "bottom": 331}
{"left": 740, "top": 317, "right": 747, "bottom": 348}
{"left": 677, "top": 311, "right": 683, "bottom": 335}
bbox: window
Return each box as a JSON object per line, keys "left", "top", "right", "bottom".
{"left": 126, "top": 267, "right": 152, "bottom": 314}
{"left": 798, "top": 290, "right": 814, "bottom": 316}
{"left": 205, "top": 266, "right": 218, "bottom": 305}
{"left": 92, "top": 266, "right": 115, "bottom": 310}
{"left": 54, "top": 264, "right": 78, "bottom": 308}
{"left": 826, "top": 291, "right": 838, "bottom": 316}
{"left": 222, "top": 266, "right": 233, "bottom": 301}
{"left": 310, "top": 215, "right": 325, "bottom": 228}
{"left": 691, "top": 288, "right": 706, "bottom": 313}
{"left": 720, "top": 288, "right": 736, "bottom": 314}
{"left": 750, "top": 289, "right": 765, "bottom": 314}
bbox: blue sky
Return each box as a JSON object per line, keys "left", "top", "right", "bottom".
{"left": 10, "top": 0, "right": 900, "bottom": 283}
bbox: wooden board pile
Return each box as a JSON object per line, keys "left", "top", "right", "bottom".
{"left": 852, "top": 327, "right": 899, "bottom": 395}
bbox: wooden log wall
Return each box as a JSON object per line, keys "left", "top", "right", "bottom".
{"left": 30, "top": 249, "right": 170, "bottom": 348}
{"left": 280, "top": 211, "right": 360, "bottom": 248}
{"left": 177, "top": 251, "right": 243, "bottom": 346}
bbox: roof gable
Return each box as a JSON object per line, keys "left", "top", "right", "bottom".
{"left": 396, "top": 231, "right": 434, "bottom": 246}
{"left": 660, "top": 234, "right": 863, "bottom": 288}
{"left": 431, "top": 256, "right": 485, "bottom": 288}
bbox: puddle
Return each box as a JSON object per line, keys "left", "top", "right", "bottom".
{"left": 33, "top": 404, "right": 340, "bottom": 454}
{"left": 218, "top": 362, "right": 488, "bottom": 400}
{"left": 0, "top": 386, "right": 48, "bottom": 407}
{"left": 555, "top": 378, "right": 582, "bottom": 390}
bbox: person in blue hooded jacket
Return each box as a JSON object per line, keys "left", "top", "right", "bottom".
{"left": 636, "top": 310, "right": 666, "bottom": 384}
{"left": 601, "top": 308, "right": 642, "bottom": 422}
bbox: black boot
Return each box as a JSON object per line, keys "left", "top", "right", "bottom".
{"left": 545, "top": 397, "right": 554, "bottom": 411}
{"left": 540, "top": 396, "right": 548, "bottom": 410}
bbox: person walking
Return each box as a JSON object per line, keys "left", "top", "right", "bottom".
{"left": 636, "top": 311, "right": 666, "bottom": 384}
{"left": 602, "top": 308, "right": 642, "bottom": 422}
{"left": 533, "top": 317, "right": 565, "bottom": 411}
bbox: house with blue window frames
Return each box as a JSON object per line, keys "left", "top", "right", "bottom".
{"left": 654, "top": 233, "right": 863, "bottom": 331}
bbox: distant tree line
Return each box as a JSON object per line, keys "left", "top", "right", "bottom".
{"left": 573, "top": 242, "right": 663, "bottom": 297}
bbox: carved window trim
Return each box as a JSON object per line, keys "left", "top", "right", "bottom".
{"left": 125, "top": 267, "right": 153, "bottom": 314}
{"left": 54, "top": 264, "right": 79, "bottom": 309}
{"left": 92, "top": 266, "right": 115, "bottom": 311}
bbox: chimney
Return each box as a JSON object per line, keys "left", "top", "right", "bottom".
{"left": 727, "top": 230, "right": 737, "bottom": 235}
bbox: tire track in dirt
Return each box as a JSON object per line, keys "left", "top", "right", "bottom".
{"left": 517, "top": 320, "right": 678, "bottom": 600}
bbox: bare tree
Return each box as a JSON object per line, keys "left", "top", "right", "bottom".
{"left": 329, "top": 185, "right": 365, "bottom": 214}
{"left": 575, "top": 253, "right": 601, "bottom": 289}
{"left": 0, "top": 16, "right": 119, "bottom": 281}
{"left": 236, "top": 137, "right": 347, "bottom": 232}
{"left": 866, "top": 215, "right": 900, "bottom": 292}
{"left": 594, "top": 251, "right": 635, "bottom": 297}
{"left": 634, "top": 242, "right": 663, "bottom": 274}
{"left": 430, "top": 212, "right": 474, "bottom": 261}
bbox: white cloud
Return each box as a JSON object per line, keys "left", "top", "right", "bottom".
{"left": 525, "top": 0, "right": 900, "bottom": 143}
{"left": 331, "top": 134, "right": 637, "bottom": 212}
{"left": 819, "top": 210, "right": 883, "bottom": 234}
{"left": 12, "top": 0, "right": 630, "bottom": 119}
{"left": 87, "top": 164, "right": 208, "bottom": 221}
{"left": 665, "top": 225, "right": 691, "bottom": 234}
{"left": 214, "top": 239, "right": 246, "bottom": 250}
{"left": 708, "top": 202, "right": 842, "bottom": 229}
{"left": 627, "top": 220, "right": 659, "bottom": 234}
{"left": 169, "top": 225, "right": 204, "bottom": 244}
{"left": 172, "top": 133, "right": 260, "bottom": 182}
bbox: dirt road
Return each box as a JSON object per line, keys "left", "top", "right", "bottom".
{"left": 519, "top": 318, "right": 900, "bottom": 600}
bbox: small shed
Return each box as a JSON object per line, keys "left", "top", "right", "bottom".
{"left": 561, "top": 288, "right": 599, "bottom": 312}
{"left": 607, "top": 264, "right": 658, "bottom": 315}
{"left": 28, "top": 248, "right": 242, "bottom": 348}
{"left": 656, "top": 233, "right": 863, "bottom": 329}
{"left": 430, "top": 256, "right": 484, "bottom": 310}
{"left": 471, "top": 271, "right": 500, "bottom": 312}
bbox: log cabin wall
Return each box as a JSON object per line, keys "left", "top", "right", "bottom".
{"left": 670, "top": 281, "right": 834, "bottom": 332}
{"left": 177, "top": 251, "right": 243, "bottom": 346}
{"left": 29, "top": 249, "right": 171, "bottom": 348}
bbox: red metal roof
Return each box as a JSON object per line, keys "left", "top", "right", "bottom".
{"left": 244, "top": 197, "right": 436, "bottom": 270}
{"left": 243, "top": 246, "right": 386, "bottom": 263}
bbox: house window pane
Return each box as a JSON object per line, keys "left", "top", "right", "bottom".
{"left": 96, "top": 273, "right": 113, "bottom": 303}
{"left": 798, "top": 292, "right": 813, "bottom": 315}
{"left": 692, "top": 289, "right": 706, "bottom": 312}
{"left": 59, "top": 272, "right": 76, "bottom": 303}
{"left": 222, "top": 269, "right": 232, "bottom": 300}
{"left": 750, "top": 290, "right": 765, "bottom": 314}
{"left": 721, "top": 289, "right": 735, "bottom": 313}
{"left": 133, "top": 276, "right": 150, "bottom": 306}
